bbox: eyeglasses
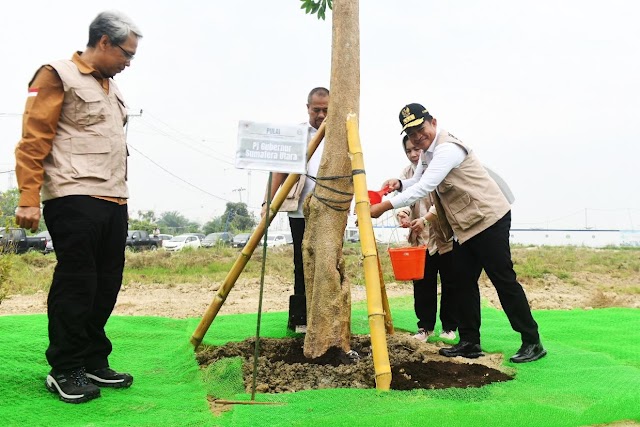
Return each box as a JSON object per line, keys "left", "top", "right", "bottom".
{"left": 115, "top": 44, "right": 135, "bottom": 60}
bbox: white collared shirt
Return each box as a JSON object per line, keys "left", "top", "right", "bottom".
{"left": 388, "top": 129, "right": 467, "bottom": 209}
{"left": 289, "top": 122, "right": 324, "bottom": 218}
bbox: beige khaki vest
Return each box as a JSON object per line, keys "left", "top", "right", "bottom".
{"left": 430, "top": 130, "right": 511, "bottom": 244}
{"left": 427, "top": 192, "right": 454, "bottom": 255}
{"left": 397, "top": 164, "right": 430, "bottom": 247}
{"left": 40, "top": 60, "right": 128, "bottom": 202}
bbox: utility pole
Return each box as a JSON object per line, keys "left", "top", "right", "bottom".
{"left": 585, "top": 208, "right": 589, "bottom": 229}
{"left": 125, "top": 109, "right": 143, "bottom": 140}
{"left": 246, "top": 170, "right": 252, "bottom": 207}
{"left": 232, "top": 187, "right": 246, "bottom": 203}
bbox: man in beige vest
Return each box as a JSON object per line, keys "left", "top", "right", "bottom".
{"left": 14, "top": 11, "right": 142, "bottom": 403}
{"left": 371, "top": 103, "right": 546, "bottom": 364}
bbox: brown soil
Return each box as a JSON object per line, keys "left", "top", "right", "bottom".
{"left": 2, "top": 269, "right": 638, "bottom": 318}
{"left": 197, "top": 334, "right": 513, "bottom": 393}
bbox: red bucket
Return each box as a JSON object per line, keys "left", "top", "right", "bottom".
{"left": 387, "top": 246, "right": 426, "bottom": 281}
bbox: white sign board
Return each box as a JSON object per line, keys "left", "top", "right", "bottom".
{"left": 235, "top": 121, "right": 308, "bottom": 174}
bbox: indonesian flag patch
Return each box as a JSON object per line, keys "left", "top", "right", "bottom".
{"left": 27, "top": 88, "right": 39, "bottom": 98}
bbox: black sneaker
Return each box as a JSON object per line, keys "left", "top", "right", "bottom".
{"left": 86, "top": 367, "right": 133, "bottom": 388}
{"left": 45, "top": 367, "right": 101, "bottom": 404}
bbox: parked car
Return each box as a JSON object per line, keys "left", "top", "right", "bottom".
{"left": 184, "top": 233, "right": 206, "bottom": 241}
{"left": 126, "top": 230, "right": 160, "bottom": 251}
{"left": 156, "top": 234, "right": 173, "bottom": 247}
{"left": 36, "top": 230, "right": 54, "bottom": 253}
{"left": 163, "top": 234, "right": 202, "bottom": 251}
{"left": 202, "top": 232, "right": 234, "bottom": 248}
{"left": 232, "top": 233, "right": 251, "bottom": 248}
{"left": 346, "top": 230, "right": 360, "bottom": 243}
{"left": 0, "top": 228, "right": 47, "bottom": 254}
{"left": 262, "top": 233, "right": 287, "bottom": 248}
{"left": 280, "top": 231, "right": 293, "bottom": 244}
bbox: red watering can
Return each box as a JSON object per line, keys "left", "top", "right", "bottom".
{"left": 368, "top": 186, "right": 391, "bottom": 205}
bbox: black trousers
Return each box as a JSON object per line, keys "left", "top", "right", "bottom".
{"left": 413, "top": 250, "right": 458, "bottom": 332}
{"left": 287, "top": 217, "right": 306, "bottom": 326}
{"left": 453, "top": 211, "right": 540, "bottom": 345}
{"left": 43, "top": 196, "right": 128, "bottom": 371}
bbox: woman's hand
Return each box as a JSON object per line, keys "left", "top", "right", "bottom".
{"left": 409, "top": 217, "right": 425, "bottom": 234}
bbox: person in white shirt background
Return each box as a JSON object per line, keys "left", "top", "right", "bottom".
{"left": 261, "top": 87, "right": 329, "bottom": 333}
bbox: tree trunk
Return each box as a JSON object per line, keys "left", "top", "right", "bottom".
{"left": 303, "top": 0, "right": 359, "bottom": 359}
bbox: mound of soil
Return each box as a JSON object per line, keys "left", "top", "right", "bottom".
{"left": 197, "top": 334, "right": 513, "bottom": 393}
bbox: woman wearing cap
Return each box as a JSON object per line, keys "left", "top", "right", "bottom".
{"left": 371, "top": 103, "right": 546, "bottom": 364}
{"left": 395, "top": 135, "right": 458, "bottom": 343}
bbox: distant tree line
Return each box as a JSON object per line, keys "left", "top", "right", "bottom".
{"left": 0, "top": 189, "right": 256, "bottom": 235}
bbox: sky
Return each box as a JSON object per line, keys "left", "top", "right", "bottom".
{"left": 1, "top": 0, "right": 639, "bottom": 230}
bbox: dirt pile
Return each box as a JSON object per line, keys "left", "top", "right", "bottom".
{"left": 197, "top": 334, "right": 513, "bottom": 393}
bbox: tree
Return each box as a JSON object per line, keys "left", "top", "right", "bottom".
{"left": 0, "top": 188, "right": 45, "bottom": 232}
{"left": 300, "top": 0, "right": 333, "bottom": 20}
{"left": 157, "top": 211, "right": 200, "bottom": 234}
{"left": 0, "top": 189, "right": 20, "bottom": 229}
{"left": 203, "top": 202, "right": 256, "bottom": 234}
{"left": 137, "top": 210, "right": 157, "bottom": 223}
{"left": 301, "top": 0, "right": 358, "bottom": 358}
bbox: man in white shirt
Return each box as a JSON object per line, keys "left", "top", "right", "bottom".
{"left": 371, "top": 103, "right": 546, "bottom": 364}
{"left": 261, "top": 87, "right": 329, "bottom": 333}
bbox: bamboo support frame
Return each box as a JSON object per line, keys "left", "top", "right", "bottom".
{"left": 377, "top": 257, "right": 395, "bottom": 334}
{"left": 190, "top": 122, "right": 326, "bottom": 348}
{"left": 346, "top": 112, "right": 392, "bottom": 390}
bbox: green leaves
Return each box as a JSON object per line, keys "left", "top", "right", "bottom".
{"left": 300, "top": 0, "right": 333, "bottom": 20}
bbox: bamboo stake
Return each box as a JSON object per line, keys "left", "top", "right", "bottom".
{"left": 190, "top": 122, "right": 326, "bottom": 348}
{"left": 346, "top": 112, "right": 391, "bottom": 391}
{"left": 377, "top": 257, "right": 395, "bottom": 335}
{"left": 212, "top": 399, "right": 285, "bottom": 406}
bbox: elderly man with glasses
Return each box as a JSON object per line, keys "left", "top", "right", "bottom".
{"left": 370, "top": 103, "right": 546, "bottom": 364}
{"left": 15, "top": 10, "right": 142, "bottom": 403}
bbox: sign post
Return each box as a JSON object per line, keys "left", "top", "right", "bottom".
{"left": 235, "top": 121, "right": 308, "bottom": 174}
{"left": 235, "top": 120, "right": 308, "bottom": 400}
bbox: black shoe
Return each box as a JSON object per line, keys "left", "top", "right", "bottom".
{"left": 288, "top": 294, "right": 307, "bottom": 331}
{"left": 45, "top": 367, "right": 101, "bottom": 404}
{"left": 439, "top": 341, "right": 484, "bottom": 359}
{"left": 509, "top": 342, "right": 547, "bottom": 363}
{"left": 86, "top": 367, "right": 134, "bottom": 388}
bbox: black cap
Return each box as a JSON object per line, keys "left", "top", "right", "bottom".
{"left": 399, "top": 103, "right": 432, "bottom": 133}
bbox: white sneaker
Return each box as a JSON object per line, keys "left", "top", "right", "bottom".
{"left": 439, "top": 330, "right": 456, "bottom": 340}
{"left": 412, "top": 328, "right": 433, "bottom": 342}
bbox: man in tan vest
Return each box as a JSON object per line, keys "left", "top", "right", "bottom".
{"left": 371, "top": 103, "right": 546, "bottom": 364}
{"left": 14, "top": 11, "right": 142, "bottom": 403}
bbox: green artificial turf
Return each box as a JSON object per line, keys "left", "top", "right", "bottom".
{"left": 1, "top": 304, "right": 639, "bottom": 427}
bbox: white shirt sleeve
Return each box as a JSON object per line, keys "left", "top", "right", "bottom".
{"left": 400, "top": 158, "right": 424, "bottom": 189}
{"left": 389, "top": 143, "right": 467, "bottom": 209}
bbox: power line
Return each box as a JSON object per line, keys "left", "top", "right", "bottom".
{"left": 142, "top": 112, "right": 235, "bottom": 163}
{"left": 127, "top": 142, "right": 236, "bottom": 204}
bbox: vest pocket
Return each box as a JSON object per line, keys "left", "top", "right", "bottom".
{"left": 449, "top": 192, "right": 485, "bottom": 230}
{"left": 74, "top": 88, "right": 106, "bottom": 126}
{"left": 70, "top": 137, "right": 112, "bottom": 180}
